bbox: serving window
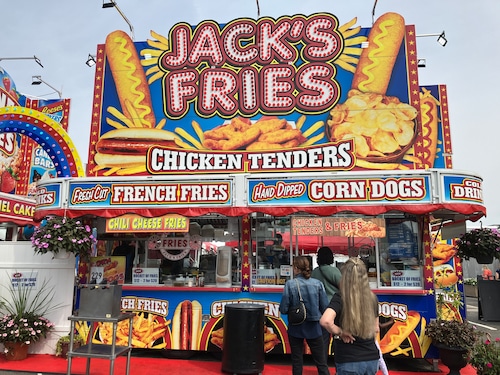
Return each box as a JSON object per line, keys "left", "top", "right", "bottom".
{"left": 251, "top": 214, "right": 291, "bottom": 287}
{"left": 377, "top": 216, "right": 422, "bottom": 288}
{"left": 147, "top": 216, "right": 242, "bottom": 286}
{"left": 97, "top": 215, "right": 242, "bottom": 286}
{"left": 263, "top": 214, "right": 424, "bottom": 290}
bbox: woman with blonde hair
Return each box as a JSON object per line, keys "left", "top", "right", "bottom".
{"left": 320, "top": 257, "right": 380, "bottom": 375}
{"left": 280, "top": 256, "right": 330, "bottom": 375}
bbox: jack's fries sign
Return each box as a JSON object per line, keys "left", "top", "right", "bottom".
{"left": 87, "top": 11, "right": 443, "bottom": 177}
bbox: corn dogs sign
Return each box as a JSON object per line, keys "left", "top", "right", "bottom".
{"left": 88, "top": 11, "right": 443, "bottom": 177}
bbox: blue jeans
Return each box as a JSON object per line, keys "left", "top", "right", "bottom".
{"left": 335, "top": 359, "right": 379, "bottom": 375}
{"left": 288, "top": 334, "right": 330, "bottom": 375}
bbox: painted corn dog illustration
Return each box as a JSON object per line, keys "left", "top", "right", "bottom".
{"left": 351, "top": 12, "right": 405, "bottom": 95}
{"left": 105, "top": 30, "right": 156, "bottom": 128}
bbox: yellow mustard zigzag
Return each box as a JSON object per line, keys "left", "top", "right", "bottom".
{"left": 115, "top": 36, "right": 153, "bottom": 127}
{"left": 358, "top": 20, "right": 394, "bottom": 92}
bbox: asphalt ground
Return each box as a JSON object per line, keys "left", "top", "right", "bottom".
{"left": 0, "top": 296, "right": 496, "bottom": 375}
{"left": 465, "top": 296, "right": 500, "bottom": 340}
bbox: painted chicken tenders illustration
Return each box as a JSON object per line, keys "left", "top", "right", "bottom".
{"left": 210, "top": 324, "right": 280, "bottom": 353}
{"left": 140, "top": 18, "right": 368, "bottom": 151}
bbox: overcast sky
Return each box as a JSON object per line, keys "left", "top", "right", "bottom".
{"left": 2, "top": 0, "right": 498, "bottom": 225}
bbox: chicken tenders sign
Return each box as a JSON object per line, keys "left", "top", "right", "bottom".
{"left": 88, "top": 11, "right": 430, "bottom": 177}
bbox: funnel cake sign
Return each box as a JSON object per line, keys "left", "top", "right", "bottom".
{"left": 89, "top": 12, "right": 425, "bottom": 177}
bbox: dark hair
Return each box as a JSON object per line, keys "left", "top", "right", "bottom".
{"left": 317, "top": 246, "right": 334, "bottom": 266}
{"left": 294, "top": 256, "right": 311, "bottom": 279}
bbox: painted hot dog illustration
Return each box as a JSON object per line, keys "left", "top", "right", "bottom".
{"left": 351, "top": 12, "right": 405, "bottom": 95}
{"left": 433, "top": 264, "right": 458, "bottom": 288}
{"left": 94, "top": 127, "right": 176, "bottom": 172}
{"left": 171, "top": 300, "right": 202, "bottom": 350}
{"left": 378, "top": 311, "right": 420, "bottom": 354}
{"left": 419, "top": 88, "right": 441, "bottom": 168}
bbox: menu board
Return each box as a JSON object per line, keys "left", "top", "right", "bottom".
{"left": 386, "top": 219, "right": 418, "bottom": 260}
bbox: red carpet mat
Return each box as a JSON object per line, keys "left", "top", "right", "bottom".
{"left": 0, "top": 352, "right": 478, "bottom": 375}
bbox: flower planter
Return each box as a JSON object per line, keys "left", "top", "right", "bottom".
{"left": 464, "top": 284, "right": 478, "bottom": 298}
{"left": 4, "top": 342, "right": 29, "bottom": 361}
{"left": 59, "top": 341, "right": 82, "bottom": 358}
{"left": 53, "top": 249, "right": 71, "bottom": 259}
{"left": 435, "top": 343, "right": 469, "bottom": 375}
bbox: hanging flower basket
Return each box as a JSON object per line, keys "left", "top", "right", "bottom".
{"left": 475, "top": 253, "right": 494, "bottom": 265}
{"left": 455, "top": 227, "right": 500, "bottom": 263}
{"left": 31, "top": 216, "right": 96, "bottom": 261}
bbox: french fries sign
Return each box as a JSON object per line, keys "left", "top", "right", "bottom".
{"left": 88, "top": 11, "right": 436, "bottom": 176}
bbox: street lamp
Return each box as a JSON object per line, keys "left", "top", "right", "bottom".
{"left": 416, "top": 31, "right": 447, "bottom": 47}
{"left": 31, "top": 76, "right": 62, "bottom": 99}
{"left": 102, "top": 0, "right": 135, "bottom": 41}
{"left": 371, "top": 0, "right": 378, "bottom": 24}
{"left": 0, "top": 56, "right": 43, "bottom": 68}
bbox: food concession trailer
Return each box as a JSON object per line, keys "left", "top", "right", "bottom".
{"left": 28, "top": 11, "right": 486, "bottom": 358}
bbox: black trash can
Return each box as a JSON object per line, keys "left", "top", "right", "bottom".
{"left": 221, "top": 303, "right": 264, "bottom": 374}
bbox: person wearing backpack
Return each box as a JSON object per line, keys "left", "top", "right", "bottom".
{"left": 280, "top": 256, "right": 330, "bottom": 375}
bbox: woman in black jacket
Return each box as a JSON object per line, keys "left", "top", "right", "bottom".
{"left": 320, "top": 257, "right": 380, "bottom": 375}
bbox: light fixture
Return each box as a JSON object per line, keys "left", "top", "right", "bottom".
{"left": 417, "top": 59, "right": 426, "bottom": 68}
{"left": 437, "top": 31, "right": 447, "bottom": 46}
{"left": 86, "top": 54, "right": 96, "bottom": 67}
{"left": 31, "top": 75, "right": 62, "bottom": 99}
{"left": 0, "top": 55, "right": 43, "bottom": 68}
{"left": 102, "top": 0, "right": 135, "bottom": 41}
{"left": 416, "top": 31, "right": 447, "bottom": 47}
